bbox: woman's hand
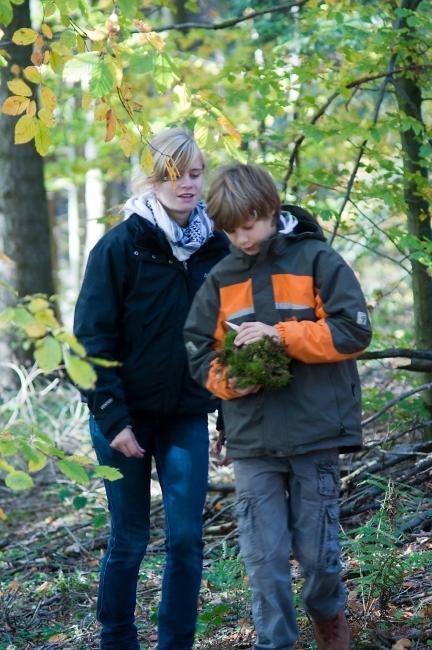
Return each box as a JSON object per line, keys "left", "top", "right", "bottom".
{"left": 110, "top": 426, "right": 145, "bottom": 458}
{"left": 234, "top": 321, "right": 280, "bottom": 346}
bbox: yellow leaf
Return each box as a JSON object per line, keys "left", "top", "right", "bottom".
{"left": 26, "top": 100, "right": 37, "bottom": 117}
{"left": 119, "top": 130, "right": 139, "bottom": 157}
{"left": 0, "top": 459, "right": 14, "bottom": 473}
{"left": 28, "top": 297, "right": 49, "bottom": 313}
{"left": 95, "top": 101, "right": 109, "bottom": 121}
{"left": 217, "top": 115, "right": 241, "bottom": 146}
{"left": 41, "top": 24, "right": 53, "bottom": 39}
{"left": 40, "top": 86, "right": 57, "bottom": 111}
{"left": 35, "top": 580, "right": 51, "bottom": 593}
{"left": 7, "top": 79, "right": 32, "bottom": 97}
{"left": 49, "top": 49, "right": 64, "bottom": 74}
{"left": 82, "top": 93, "right": 92, "bottom": 109}
{"left": 35, "top": 34, "right": 44, "bottom": 50}
{"left": 141, "top": 31, "right": 165, "bottom": 53}
{"left": 23, "top": 66, "right": 42, "bottom": 84}
{"left": 2, "top": 96, "right": 30, "bottom": 116}
{"left": 86, "top": 28, "right": 107, "bottom": 41}
{"left": 68, "top": 454, "right": 96, "bottom": 466}
{"left": 12, "top": 28, "right": 38, "bottom": 46}
{"left": 14, "top": 115, "right": 36, "bottom": 144}
{"left": 140, "top": 146, "right": 154, "bottom": 175}
{"left": 173, "top": 84, "right": 191, "bottom": 112}
{"left": 23, "top": 321, "right": 47, "bottom": 338}
{"left": 38, "top": 108, "right": 55, "bottom": 127}
{"left": 0, "top": 507, "right": 7, "bottom": 521}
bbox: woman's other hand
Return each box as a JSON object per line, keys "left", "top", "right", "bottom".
{"left": 110, "top": 426, "right": 145, "bottom": 458}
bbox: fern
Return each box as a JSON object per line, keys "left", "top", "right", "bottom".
{"left": 344, "top": 476, "right": 432, "bottom": 615}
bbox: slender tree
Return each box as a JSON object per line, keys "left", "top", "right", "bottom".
{"left": 0, "top": 0, "right": 55, "bottom": 300}
{"left": 394, "top": 0, "right": 432, "bottom": 415}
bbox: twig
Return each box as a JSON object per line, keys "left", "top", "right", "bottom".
{"left": 151, "top": 2, "right": 307, "bottom": 33}
{"left": 361, "top": 382, "right": 432, "bottom": 426}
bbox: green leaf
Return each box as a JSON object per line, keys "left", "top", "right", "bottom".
{"left": 42, "top": 0, "right": 57, "bottom": 18}
{"left": 93, "top": 465, "right": 123, "bottom": 481}
{"left": 56, "top": 331, "right": 85, "bottom": 356}
{"left": 0, "top": 307, "right": 14, "bottom": 328}
{"left": 5, "top": 470, "right": 34, "bottom": 491}
{"left": 117, "top": 0, "right": 138, "bottom": 18}
{"left": 63, "top": 52, "right": 99, "bottom": 84}
{"left": 128, "top": 51, "right": 156, "bottom": 74}
{"left": 20, "top": 443, "right": 47, "bottom": 472}
{"left": 0, "top": 0, "right": 13, "bottom": 26}
{"left": 64, "top": 354, "right": 97, "bottom": 389}
{"left": 89, "top": 60, "right": 115, "bottom": 98}
{"left": 57, "top": 459, "right": 89, "bottom": 485}
{"left": 34, "top": 335, "right": 62, "bottom": 373}
{"left": 34, "top": 119, "right": 51, "bottom": 156}
{"left": 73, "top": 495, "right": 87, "bottom": 510}
{"left": 13, "top": 306, "right": 34, "bottom": 326}
{"left": 222, "top": 136, "right": 247, "bottom": 163}
{"left": 0, "top": 440, "right": 18, "bottom": 456}
{"left": 153, "top": 54, "right": 179, "bottom": 92}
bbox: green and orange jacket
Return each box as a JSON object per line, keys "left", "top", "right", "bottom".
{"left": 184, "top": 206, "right": 372, "bottom": 459}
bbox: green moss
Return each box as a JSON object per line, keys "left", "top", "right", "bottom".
{"left": 217, "top": 330, "right": 292, "bottom": 391}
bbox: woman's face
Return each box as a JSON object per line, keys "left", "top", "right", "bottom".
{"left": 154, "top": 153, "right": 204, "bottom": 225}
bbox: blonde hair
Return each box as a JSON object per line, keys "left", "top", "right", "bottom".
{"left": 207, "top": 164, "right": 280, "bottom": 232}
{"left": 144, "top": 127, "right": 205, "bottom": 186}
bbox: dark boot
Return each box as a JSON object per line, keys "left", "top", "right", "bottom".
{"left": 311, "top": 610, "right": 351, "bottom": 650}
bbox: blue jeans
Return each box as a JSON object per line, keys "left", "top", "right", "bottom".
{"left": 233, "top": 450, "right": 346, "bottom": 650}
{"left": 90, "top": 413, "right": 209, "bottom": 650}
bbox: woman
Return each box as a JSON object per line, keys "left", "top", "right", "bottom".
{"left": 73, "top": 128, "right": 228, "bottom": 650}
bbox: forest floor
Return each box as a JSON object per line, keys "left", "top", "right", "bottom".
{"left": 0, "top": 419, "right": 431, "bottom": 650}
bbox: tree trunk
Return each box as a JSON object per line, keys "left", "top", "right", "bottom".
{"left": 0, "top": 1, "right": 55, "bottom": 300}
{"left": 0, "top": 1, "right": 55, "bottom": 369}
{"left": 394, "top": 3, "right": 432, "bottom": 422}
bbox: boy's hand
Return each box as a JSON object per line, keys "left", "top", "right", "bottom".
{"left": 234, "top": 321, "right": 280, "bottom": 346}
{"left": 110, "top": 426, "right": 146, "bottom": 458}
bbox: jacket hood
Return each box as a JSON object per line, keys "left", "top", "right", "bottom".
{"left": 230, "top": 204, "right": 325, "bottom": 263}
{"left": 281, "top": 204, "right": 326, "bottom": 241}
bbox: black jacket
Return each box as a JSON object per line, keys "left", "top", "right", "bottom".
{"left": 73, "top": 213, "right": 229, "bottom": 440}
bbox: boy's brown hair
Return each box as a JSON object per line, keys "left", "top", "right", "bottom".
{"left": 207, "top": 164, "right": 280, "bottom": 232}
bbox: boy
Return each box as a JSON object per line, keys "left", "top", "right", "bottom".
{"left": 184, "top": 164, "right": 372, "bottom": 650}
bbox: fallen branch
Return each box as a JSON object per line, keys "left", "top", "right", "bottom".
{"left": 361, "top": 382, "right": 432, "bottom": 426}
{"left": 359, "top": 348, "right": 432, "bottom": 361}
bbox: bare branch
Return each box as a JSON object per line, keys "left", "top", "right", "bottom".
{"left": 151, "top": 1, "right": 307, "bottom": 33}
{"left": 359, "top": 348, "right": 432, "bottom": 361}
{"left": 361, "top": 382, "right": 432, "bottom": 426}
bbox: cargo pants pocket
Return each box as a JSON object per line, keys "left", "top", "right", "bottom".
{"left": 234, "top": 493, "right": 265, "bottom": 564}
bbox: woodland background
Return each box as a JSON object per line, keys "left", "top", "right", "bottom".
{"left": 0, "top": 0, "right": 431, "bottom": 648}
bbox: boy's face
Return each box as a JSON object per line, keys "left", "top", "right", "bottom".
{"left": 224, "top": 214, "right": 277, "bottom": 255}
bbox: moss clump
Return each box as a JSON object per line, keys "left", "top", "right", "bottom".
{"left": 217, "top": 330, "right": 292, "bottom": 391}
